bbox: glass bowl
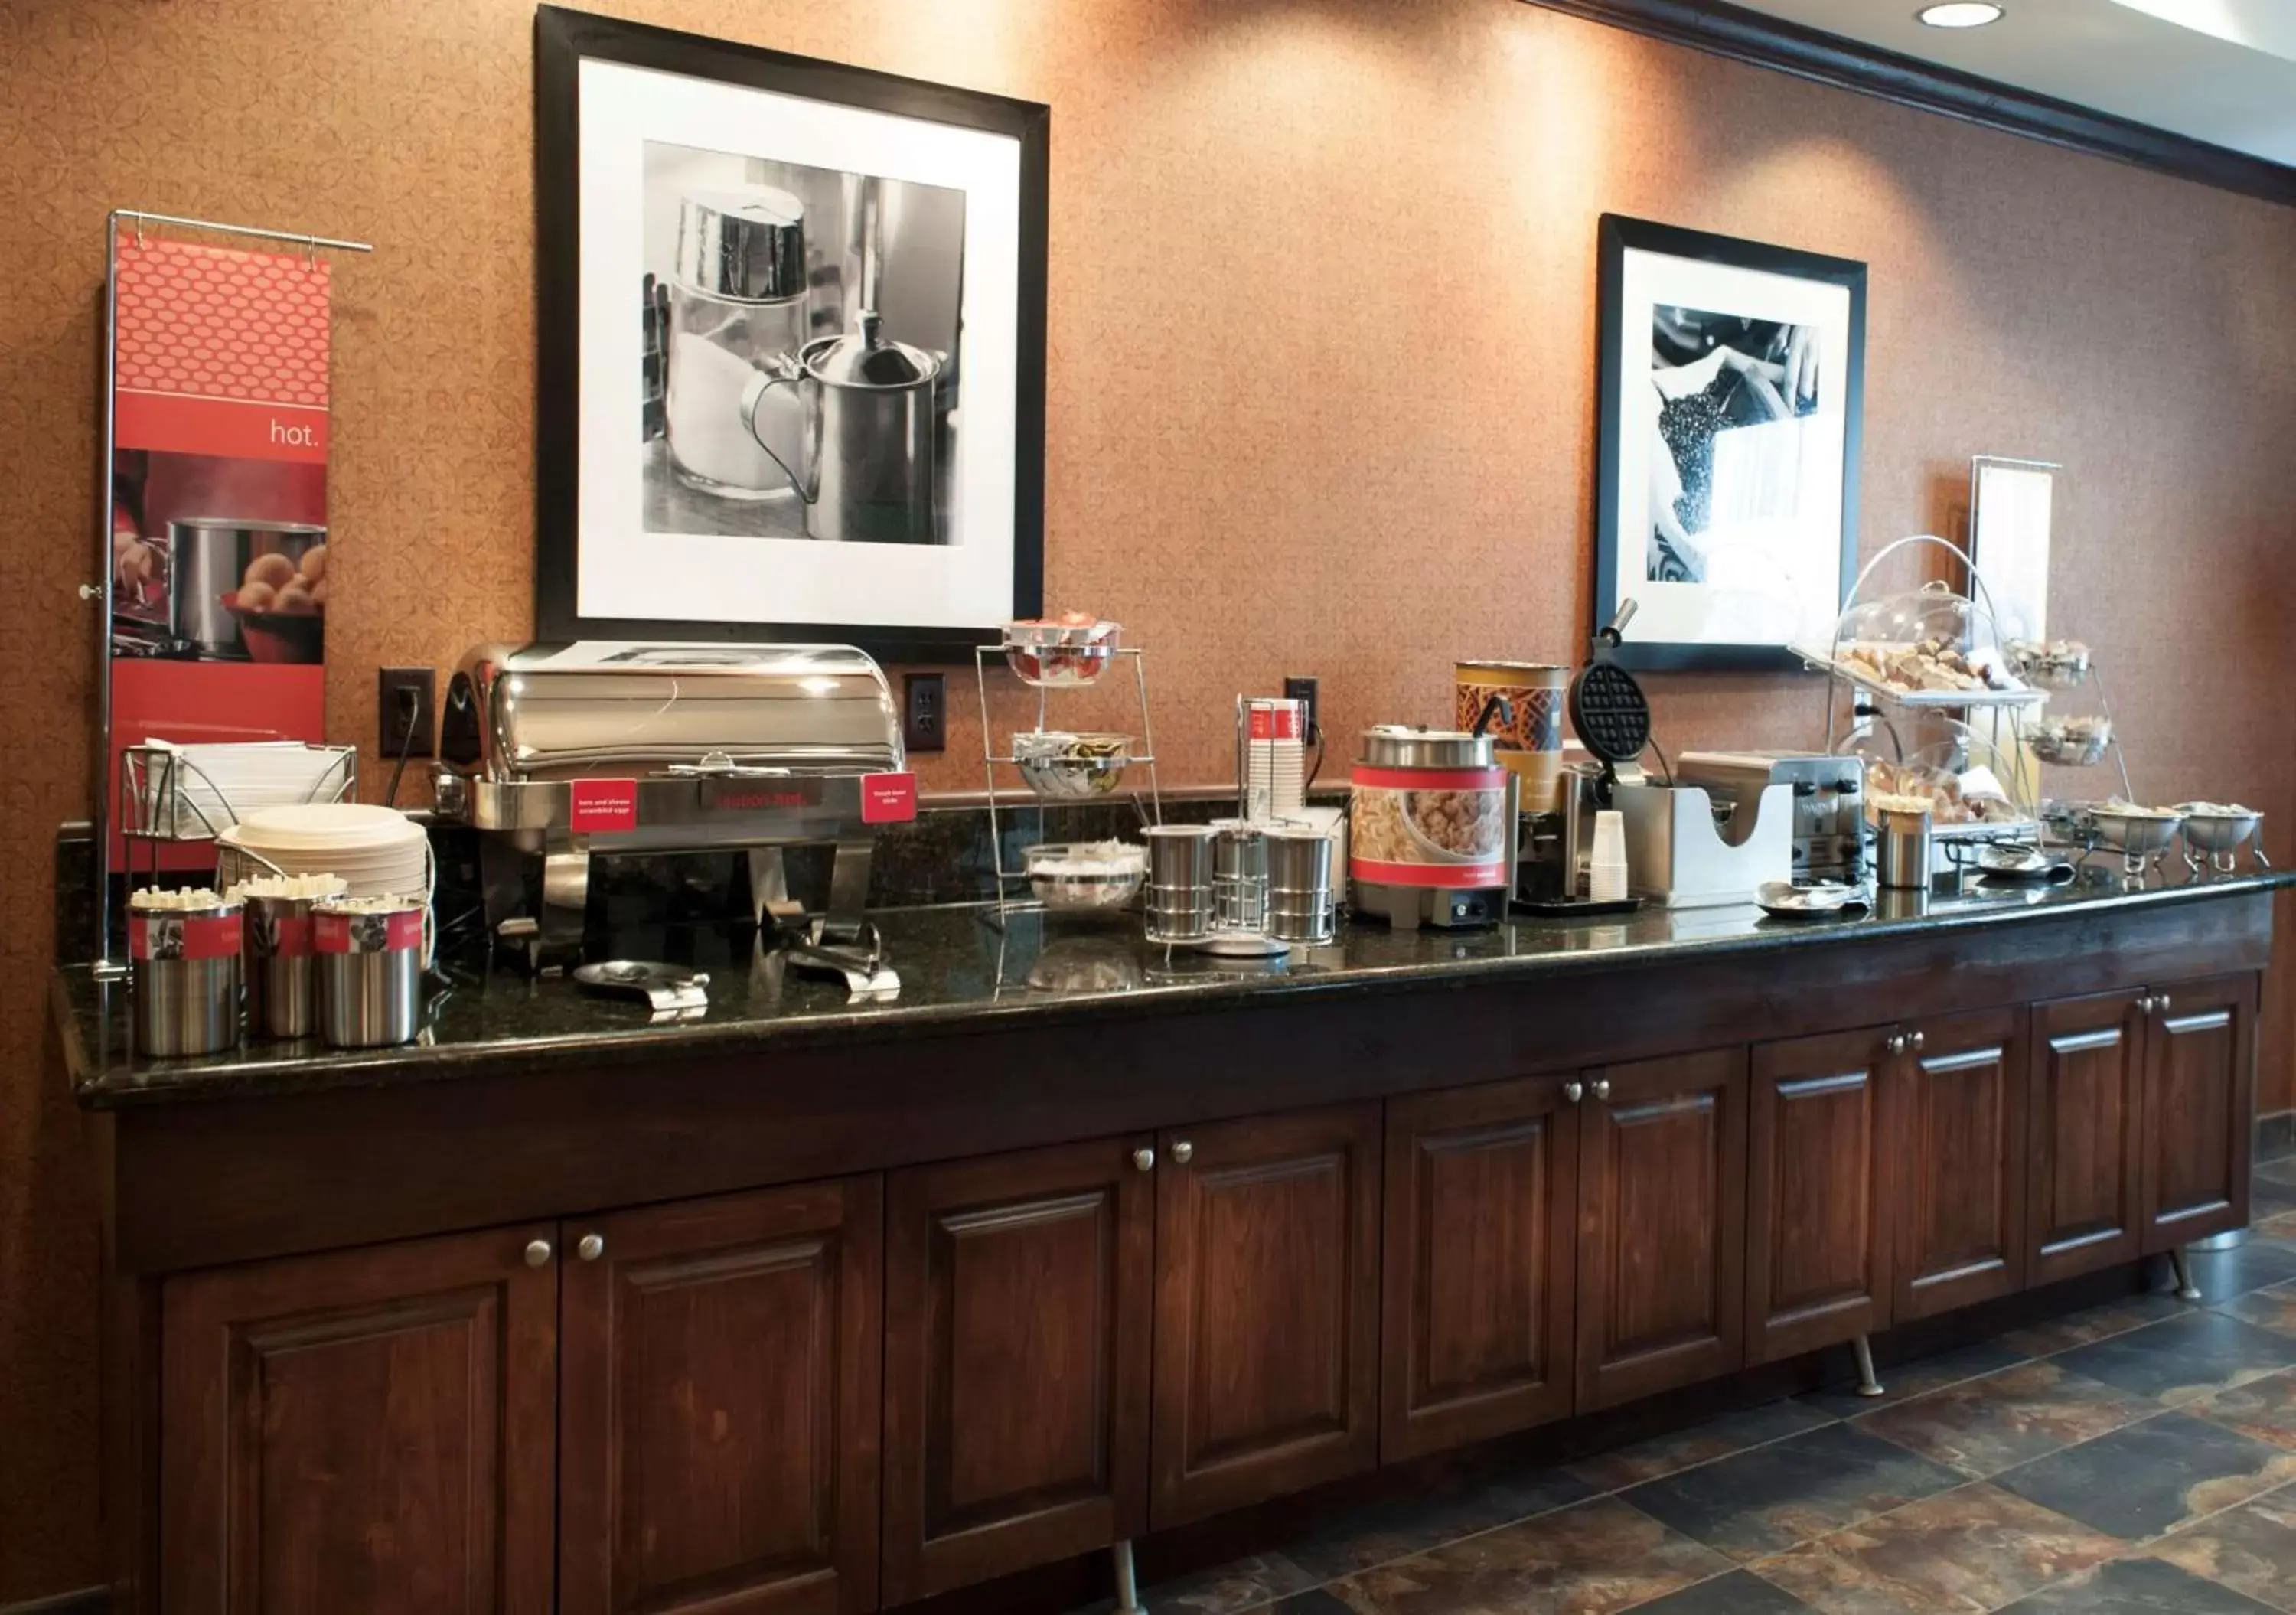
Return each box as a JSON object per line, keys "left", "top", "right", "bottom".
{"left": 1025, "top": 840, "right": 1147, "bottom": 911}
{"left": 2029, "top": 715, "right": 2112, "bottom": 767}
{"left": 1013, "top": 731, "right": 1130, "bottom": 798}
{"left": 1003, "top": 618, "right": 1122, "bottom": 687}
{"left": 2005, "top": 639, "right": 2092, "bottom": 689}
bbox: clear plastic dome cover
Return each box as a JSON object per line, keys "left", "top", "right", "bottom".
{"left": 1832, "top": 580, "right": 2019, "bottom": 697}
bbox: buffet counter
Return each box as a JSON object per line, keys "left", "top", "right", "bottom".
{"left": 60, "top": 869, "right": 2287, "bottom": 1615}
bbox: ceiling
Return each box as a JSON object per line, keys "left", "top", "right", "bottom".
{"left": 1718, "top": 0, "right": 2296, "bottom": 165}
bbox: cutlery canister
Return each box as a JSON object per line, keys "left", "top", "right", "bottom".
{"left": 315, "top": 896, "right": 425, "bottom": 1048}
{"left": 129, "top": 895, "right": 243, "bottom": 1057}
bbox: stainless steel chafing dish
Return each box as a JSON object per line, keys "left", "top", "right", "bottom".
{"left": 433, "top": 641, "right": 914, "bottom": 966}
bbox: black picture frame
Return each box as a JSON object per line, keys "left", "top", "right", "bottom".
{"left": 533, "top": 5, "right": 1048, "bottom": 661}
{"left": 1594, "top": 214, "right": 1866, "bottom": 673}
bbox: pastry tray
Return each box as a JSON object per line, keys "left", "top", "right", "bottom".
{"left": 1791, "top": 643, "right": 2047, "bottom": 710}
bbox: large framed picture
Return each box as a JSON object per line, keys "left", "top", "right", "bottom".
{"left": 534, "top": 6, "right": 1047, "bottom": 658}
{"left": 1594, "top": 215, "right": 1866, "bottom": 671}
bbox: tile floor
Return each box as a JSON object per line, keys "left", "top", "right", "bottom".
{"left": 1091, "top": 1158, "right": 2296, "bottom": 1615}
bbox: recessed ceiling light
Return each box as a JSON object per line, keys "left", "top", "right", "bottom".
{"left": 1917, "top": 2, "right": 2005, "bottom": 24}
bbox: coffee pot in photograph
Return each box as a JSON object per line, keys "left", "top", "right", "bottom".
{"left": 738, "top": 309, "right": 943, "bottom": 545}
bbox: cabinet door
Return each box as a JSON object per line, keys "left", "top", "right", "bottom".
{"left": 1577, "top": 1049, "right": 1747, "bottom": 1411}
{"left": 1893, "top": 1007, "right": 2029, "bottom": 1323}
{"left": 2027, "top": 992, "right": 2148, "bottom": 1285}
{"left": 559, "top": 1179, "right": 882, "bottom": 1615}
{"left": 160, "top": 1225, "right": 557, "bottom": 1615}
{"left": 882, "top": 1139, "right": 1152, "bottom": 1604}
{"left": 1151, "top": 1104, "right": 1381, "bottom": 1529}
{"left": 1746, "top": 1029, "right": 1892, "bottom": 1365}
{"left": 1382, "top": 1076, "right": 1578, "bottom": 1461}
{"left": 2140, "top": 974, "right": 2257, "bottom": 1252}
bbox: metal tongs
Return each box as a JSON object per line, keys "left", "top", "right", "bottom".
{"left": 784, "top": 918, "right": 899, "bottom": 1003}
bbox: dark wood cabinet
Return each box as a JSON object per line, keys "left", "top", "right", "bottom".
{"left": 159, "top": 1225, "right": 558, "bottom": 1615}
{"left": 1381, "top": 1075, "right": 1578, "bottom": 1460}
{"left": 1745, "top": 1029, "right": 1891, "bottom": 1365}
{"left": 2139, "top": 974, "right": 2257, "bottom": 1252}
{"left": 1891, "top": 1007, "right": 2029, "bottom": 1323}
{"left": 559, "top": 1179, "right": 882, "bottom": 1615}
{"left": 1150, "top": 1104, "right": 1381, "bottom": 1529}
{"left": 882, "top": 1138, "right": 1153, "bottom": 1604}
{"left": 2027, "top": 992, "right": 2148, "bottom": 1286}
{"left": 1576, "top": 1049, "right": 1747, "bottom": 1411}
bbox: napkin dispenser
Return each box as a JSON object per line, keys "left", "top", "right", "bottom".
{"left": 1613, "top": 781, "right": 1795, "bottom": 909}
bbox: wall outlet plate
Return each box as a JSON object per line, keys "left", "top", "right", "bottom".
{"left": 378, "top": 667, "right": 437, "bottom": 758}
{"left": 903, "top": 672, "right": 946, "bottom": 754}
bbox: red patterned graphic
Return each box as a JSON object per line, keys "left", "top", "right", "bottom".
{"left": 114, "top": 238, "right": 331, "bottom": 406}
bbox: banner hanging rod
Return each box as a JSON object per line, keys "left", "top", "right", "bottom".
{"left": 110, "top": 209, "right": 374, "bottom": 254}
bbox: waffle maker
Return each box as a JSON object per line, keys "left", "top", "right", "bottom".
{"left": 1569, "top": 603, "right": 1651, "bottom": 804}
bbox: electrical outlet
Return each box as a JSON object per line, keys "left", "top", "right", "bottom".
{"left": 903, "top": 672, "right": 945, "bottom": 753}
{"left": 377, "top": 667, "right": 437, "bottom": 757}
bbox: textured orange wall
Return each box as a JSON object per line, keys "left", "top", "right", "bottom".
{"left": 4, "top": 0, "right": 2294, "bottom": 1598}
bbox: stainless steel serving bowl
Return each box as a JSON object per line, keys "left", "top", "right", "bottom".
{"left": 2087, "top": 805, "right": 2184, "bottom": 855}
{"left": 2177, "top": 805, "right": 2263, "bottom": 856}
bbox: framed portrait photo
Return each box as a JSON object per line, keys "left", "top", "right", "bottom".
{"left": 534, "top": 5, "right": 1048, "bottom": 659}
{"left": 1594, "top": 215, "right": 1867, "bottom": 671}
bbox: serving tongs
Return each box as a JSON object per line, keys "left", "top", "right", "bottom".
{"left": 783, "top": 918, "right": 899, "bottom": 1003}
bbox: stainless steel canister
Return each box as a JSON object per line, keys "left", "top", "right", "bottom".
{"left": 243, "top": 890, "right": 331, "bottom": 1039}
{"left": 1212, "top": 820, "right": 1270, "bottom": 933}
{"left": 167, "top": 519, "right": 328, "bottom": 657}
{"left": 1144, "top": 824, "right": 1217, "bottom": 942}
{"left": 129, "top": 899, "right": 243, "bottom": 1057}
{"left": 1264, "top": 825, "right": 1336, "bottom": 945}
{"left": 315, "top": 896, "right": 425, "bottom": 1048}
{"left": 1874, "top": 808, "right": 1935, "bottom": 891}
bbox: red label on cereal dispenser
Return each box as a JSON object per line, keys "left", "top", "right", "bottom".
{"left": 314, "top": 909, "right": 424, "bottom": 954}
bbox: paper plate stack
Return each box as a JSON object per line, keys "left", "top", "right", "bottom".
{"left": 218, "top": 803, "right": 430, "bottom": 901}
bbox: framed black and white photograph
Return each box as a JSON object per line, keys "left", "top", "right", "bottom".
{"left": 535, "top": 5, "right": 1047, "bottom": 657}
{"left": 1595, "top": 215, "right": 1866, "bottom": 671}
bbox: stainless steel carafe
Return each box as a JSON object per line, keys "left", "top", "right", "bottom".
{"left": 739, "top": 310, "right": 941, "bottom": 543}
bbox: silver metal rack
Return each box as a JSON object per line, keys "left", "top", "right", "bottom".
{"left": 973, "top": 644, "right": 1164, "bottom": 926}
{"left": 117, "top": 743, "right": 360, "bottom": 892}
{"left": 92, "top": 210, "right": 375, "bottom": 979}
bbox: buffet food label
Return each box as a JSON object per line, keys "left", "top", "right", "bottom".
{"left": 106, "top": 234, "right": 333, "bottom": 878}
{"left": 569, "top": 778, "right": 641, "bottom": 834}
{"left": 861, "top": 772, "right": 919, "bottom": 824}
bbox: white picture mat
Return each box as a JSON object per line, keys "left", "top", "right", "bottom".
{"left": 576, "top": 57, "right": 1022, "bottom": 630}
{"left": 1612, "top": 248, "right": 1853, "bottom": 648}
{"left": 1970, "top": 461, "right": 2055, "bottom": 644}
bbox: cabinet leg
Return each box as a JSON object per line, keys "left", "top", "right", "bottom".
{"left": 2169, "top": 1248, "right": 2203, "bottom": 1303}
{"left": 1851, "top": 1333, "right": 1886, "bottom": 1398}
{"left": 1113, "top": 1538, "right": 1147, "bottom": 1615}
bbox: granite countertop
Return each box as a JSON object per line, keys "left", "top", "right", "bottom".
{"left": 58, "top": 867, "right": 2290, "bottom": 1108}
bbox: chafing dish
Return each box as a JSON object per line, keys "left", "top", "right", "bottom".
{"left": 433, "top": 641, "right": 914, "bottom": 965}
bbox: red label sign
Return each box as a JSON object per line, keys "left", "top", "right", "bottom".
{"left": 314, "top": 909, "right": 423, "bottom": 954}
{"left": 569, "top": 778, "right": 640, "bottom": 834}
{"left": 129, "top": 912, "right": 243, "bottom": 961}
{"left": 263, "top": 915, "right": 314, "bottom": 958}
{"left": 861, "top": 772, "right": 918, "bottom": 824}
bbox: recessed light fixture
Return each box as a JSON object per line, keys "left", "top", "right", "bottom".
{"left": 1917, "top": 2, "right": 2005, "bottom": 25}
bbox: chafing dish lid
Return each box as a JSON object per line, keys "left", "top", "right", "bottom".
{"left": 444, "top": 641, "right": 903, "bottom": 781}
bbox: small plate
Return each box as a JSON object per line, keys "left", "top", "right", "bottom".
{"left": 1756, "top": 880, "right": 1870, "bottom": 920}
{"left": 1976, "top": 843, "right": 2071, "bottom": 882}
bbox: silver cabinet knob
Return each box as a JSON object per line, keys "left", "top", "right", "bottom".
{"left": 1564, "top": 1079, "right": 1585, "bottom": 1104}
{"left": 1886, "top": 1033, "right": 1910, "bottom": 1056}
{"left": 1910, "top": 1029, "right": 1926, "bottom": 1052}
{"left": 1172, "top": 1140, "right": 1195, "bottom": 1165}
{"left": 1590, "top": 1077, "right": 1612, "bottom": 1101}
{"left": 576, "top": 1233, "right": 605, "bottom": 1262}
{"left": 523, "top": 1238, "right": 553, "bottom": 1268}
{"left": 1133, "top": 1147, "right": 1156, "bottom": 1173}
{"left": 2137, "top": 994, "right": 2159, "bottom": 1015}
{"left": 2155, "top": 992, "right": 2172, "bottom": 1014}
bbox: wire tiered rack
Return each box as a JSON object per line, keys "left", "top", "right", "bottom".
{"left": 1793, "top": 534, "right": 2050, "bottom": 872}
{"left": 118, "top": 742, "right": 360, "bottom": 892}
{"left": 972, "top": 625, "right": 1164, "bottom": 927}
